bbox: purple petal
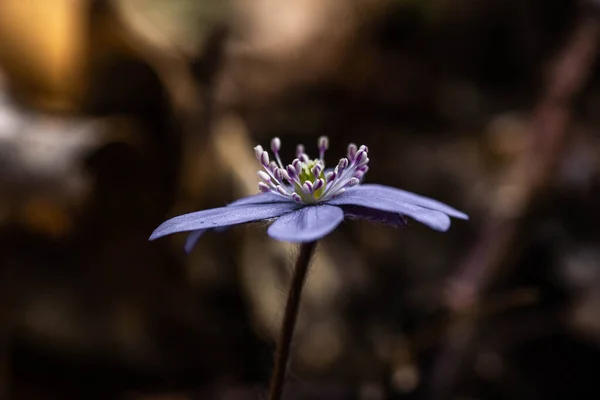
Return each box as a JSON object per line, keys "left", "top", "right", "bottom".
{"left": 351, "top": 184, "right": 468, "bottom": 220}
{"left": 184, "top": 225, "right": 245, "bottom": 253}
{"left": 181, "top": 193, "right": 288, "bottom": 252}
{"left": 150, "top": 202, "right": 301, "bottom": 241}
{"left": 327, "top": 188, "right": 452, "bottom": 231}
{"left": 341, "top": 205, "right": 407, "bottom": 227}
{"left": 267, "top": 205, "right": 344, "bottom": 243}
{"left": 184, "top": 230, "right": 206, "bottom": 253}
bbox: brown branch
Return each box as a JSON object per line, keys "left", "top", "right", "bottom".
{"left": 430, "top": 14, "right": 600, "bottom": 399}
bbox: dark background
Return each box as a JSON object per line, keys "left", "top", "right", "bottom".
{"left": 0, "top": 0, "right": 599, "bottom": 399}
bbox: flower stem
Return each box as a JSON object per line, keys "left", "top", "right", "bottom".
{"left": 269, "top": 241, "right": 317, "bottom": 400}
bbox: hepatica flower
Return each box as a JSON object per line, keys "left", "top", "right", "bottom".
{"left": 150, "top": 137, "right": 468, "bottom": 250}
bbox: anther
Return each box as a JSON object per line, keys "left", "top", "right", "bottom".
{"left": 293, "top": 159, "right": 303, "bottom": 174}
{"left": 356, "top": 157, "right": 369, "bottom": 168}
{"left": 337, "top": 158, "right": 349, "bottom": 170}
{"left": 325, "top": 171, "right": 336, "bottom": 183}
{"left": 318, "top": 136, "right": 329, "bottom": 151}
{"left": 271, "top": 137, "right": 281, "bottom": 153}
{"left": 318, "top": 136, "right": 329, "bottom": 159}
{"left": 273, "top": 168, "right": 284, "bottom": 181}
{"left": 347, "top": 143, "right": 357, "bottom": 161}
{"left": 276, "top": 185, "right": 289, "bottom": 196}
{"left": 302, "top": 181, "right": 313, "bottom": 194}
{"left": 354, "top": 150, "right": 366, "bottom": 165}
{"left": 260, "top": 151, "right": 270, "bottom": 167}
{"left": 254, "top": 145, "right": 264, "bottom": 160}
{"left": 258, "top": 182, "right": 270, "bottom": 192}
{"left": 275, "top": 185, "right": 290, "bottom": 197}
{"left": 347, "top": 177, "right": 360, "bottom": 187}
{"left": 311, "top": 164, "right": 322, "bottom": 179}
{"left": 313, "top": 178, "right": 325, "bottom": 191}
{"left": 257, "top": 171, "right": 271, "bottom": 182}
{"left": 286, "top": 165, "right": 297, "bottom": 180}
{"left": 296, "top": 144, "right": 305, "bottom": 158}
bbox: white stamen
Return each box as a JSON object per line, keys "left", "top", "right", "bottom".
{"left": 347, "top": 177, "right": 360, "bottom": 187}
{"left": 293, "top": 159, "right": 303, "bottom": 174}
{"left": 337, "top": 158, "right": 348, "bottom": 170}
{"left": 254, "top": 145, "right": 264, "bottom": 160}
{"left": 276, "top": 185, "right": 289, "bottom": 196}
{"left": 286, "top": 165, "right": 297, "bottom": 179}
{"left": 312, "top": 164, "right": 322, "bottom": 179}
{"left": 258, "top": 171, "right": 271, "bottom": 182}
{"left": 354, "top": 150, "right": 366, "bottom": 165}
{"left": 260, "top": 151, "right": 270, "bottom": 167}
{"left": 302, "top": 181, "right": 313, "bottom": 194}
{"left": 326, "top": 171, "right": 336, "bottom": 183}
{"left": 271, "top": 137, "right": 281, "bottom": 153}
{"left": 274, "top": 168, "right": 284, "bottom": 181}
{"left": 347, "top": 143, "right": 357, "bottom": 161}
{"left": 313, "top": 178, "right": 325, "bottom": 191}
{"left": 318, "top": 136, "right": 329, "bottom": 151}
{"left": 258, "top": 182, "right": 270, "bottom": 192}
{"left": 318, "top": 136, "right": 329, "bottom": 160}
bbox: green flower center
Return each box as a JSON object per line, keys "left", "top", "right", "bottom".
{"left": 295, "top": 160, "right": 325, "bottom": 201}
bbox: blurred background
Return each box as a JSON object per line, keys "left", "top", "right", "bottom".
{"left": 0, "top": 0, "right": 599, "bottom": 399}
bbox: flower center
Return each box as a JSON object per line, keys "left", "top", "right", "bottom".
{"left": 296, "top": 160, "right": 326, "bottom": 200}
{"left": 254, "top": 136, "right": 370, "bottom": 204}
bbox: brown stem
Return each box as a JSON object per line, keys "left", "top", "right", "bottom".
{"left": 268, "top": 241, "right": 318, "bottom": 400}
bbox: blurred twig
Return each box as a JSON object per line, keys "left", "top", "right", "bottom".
{"left": 430, "top": 13, "right": 600, "bottom": 399}
{"left": 102, "top": 0, "right": 229, "bottom": 201}
{"left": 106, "top": 0, "right": 202, "bottom": 115}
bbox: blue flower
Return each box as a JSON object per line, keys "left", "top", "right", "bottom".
{"left": 150, "top": 137, "right": 468, "bottom": 251}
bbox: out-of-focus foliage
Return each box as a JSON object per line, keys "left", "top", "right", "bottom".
{"left": 0, "top": 0, "right": 599, "bottom": 399}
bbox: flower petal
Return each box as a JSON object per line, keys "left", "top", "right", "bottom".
{"left": 185, "top": 226, "right": 231, "bottom": 253}
{"left": 351, "top": 184, "right": 468, "bottom": 220}
{"left": 150, "top": 202, "right": 301, "bottom": 240}
{"left": 181, "top": 193, "right": 289, "bottom": 252}
{"left": 340, "top": 205, "right": 407, "bottom": 227}
{"left": 267, "top": 205, "right": 344, "bottom": 242}
{"left": 327, "top": 188, "right": 452, "bottom": 231}
{"left": 184, "top": 230, "right": 206, "bottom": 253}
